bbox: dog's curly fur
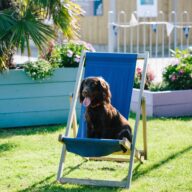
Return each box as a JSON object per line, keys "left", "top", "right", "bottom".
{"left": 79, "top": 77, "right": 132, "bottom": 148}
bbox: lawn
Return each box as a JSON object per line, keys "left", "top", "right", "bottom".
{"left": 0, "top": 115, "right": 192, "bottom": 192}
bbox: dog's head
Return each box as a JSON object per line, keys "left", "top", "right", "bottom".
{"left": 79, "top": 77, "right": 111, "bottom": 107}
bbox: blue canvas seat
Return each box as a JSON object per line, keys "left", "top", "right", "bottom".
{"left": 61, "top": 53, "right": 137, "bottom": 157}
{"left": 57, "top": 52, "right": 149, "bottom": 189}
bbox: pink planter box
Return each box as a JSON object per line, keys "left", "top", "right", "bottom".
{"left": 131, "top": 89, "right": 192, "bottom": 117}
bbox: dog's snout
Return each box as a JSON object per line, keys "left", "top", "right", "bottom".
{"left": 82, "top": 89, "right": 88, "bottom": 96}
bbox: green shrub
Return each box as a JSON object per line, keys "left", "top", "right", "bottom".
{"left": 163, "top": 48, "right": 192, "bottom": 90}
{"left": 134, "top": 48, "right": 192, "bottom": 91}
{"left": 21, "top": 40, "right": 95, "bottom": 80}
{"left": 148, "top": 82, "right": 167, "bottom": 92}
{"left": 23, "top": 59, "right": 56, "bottom": 80}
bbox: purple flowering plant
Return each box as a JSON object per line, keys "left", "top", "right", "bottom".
{"left": 134, "top": 48, "right": 192, "bottom": 91}
{"left": 48, "top": 40, "right": 95, "bottom": 67}
{"left": 163, "top": 48, "right": 192, "bottom": 90}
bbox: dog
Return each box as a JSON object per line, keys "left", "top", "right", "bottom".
{"left": 79, "top": 76, "right": 132, "bottom": 151}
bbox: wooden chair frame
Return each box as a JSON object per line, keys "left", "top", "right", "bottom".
{"left": 57, "top": 51, "right": 149, "bottom": 189}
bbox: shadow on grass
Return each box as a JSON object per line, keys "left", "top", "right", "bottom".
{"left": 15, "top": 146, "right": 192, "bottom": 192}
{"left": 0, "top": 142, "right": 17, "bottom": 154}
{"left": 64, "top": 159, "right": 116, "bottom": 176}
{"left": 63, "top": 159, "right": 88, "bottom": 176}
{"left": 132, "top": 145, "right": 192, "bottom": 181}
{"left": 18, "top": 174, "right": 121, "bottom": 192}
{"left": 0, "top": 124, "right": 66, "bottom": 138}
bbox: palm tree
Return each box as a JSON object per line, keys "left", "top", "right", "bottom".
{"left": 0, "top": 0, "right": 82, "bottom": 71}
{"left": 0, "top": 0, "right": 16, "bottom": 70}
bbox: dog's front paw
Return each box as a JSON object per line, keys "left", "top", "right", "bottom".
{"left": 121, "top": 145, "right": 127, "bottom": 153}
{"left": 120, "top": 137, "right": 131, "bottom": 153}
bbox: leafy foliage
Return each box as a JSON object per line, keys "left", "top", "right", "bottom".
{"left": 0, "top": 2, "right": 17, "bottom": 71}
{"left": 44, "top": 41, "right": 95, "bottom": 67}
{"left": 148, "top": 82, "right": 167, "bottom": 92}
{"left": 22, "top": 40, "right": 95, "bottom": 81}
{"left": 163, "top": 48, "right": 192, "bottom": 90}
{"left": 0, "top": 0, "right": 82, "bottom": 71}
{"left": 134, "top": 48, "right": 192, "bottom": 91}
{"left": 31, "top": 0, "right": 82, "bottom": 39}
{"left": 23, "top": 59, "right": 57, "bottom": 80}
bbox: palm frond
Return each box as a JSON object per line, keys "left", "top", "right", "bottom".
{"left": 1, "top": 8, "right": 55, "bottom": 56}
{"left": 29, "top": 0, "right": 83, "bottom": 39}
{"left": 0, "top": 9, "right": 17, "bottom": 38}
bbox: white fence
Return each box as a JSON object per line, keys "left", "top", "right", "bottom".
{"left": 108, "top": 11, "right": 192, "bottom": 57}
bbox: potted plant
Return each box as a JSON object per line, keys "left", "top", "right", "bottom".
{"left": 0, "top": 0, "right": 82, "bottom": 71}
{"left": 0, "top": 0, "right": 85, "bottom": 128}
{"left": 131, "top": 48, "right": 192, "bottom": 117}
{"left": 0, "top": 40, "right": 95, "bottom": 128}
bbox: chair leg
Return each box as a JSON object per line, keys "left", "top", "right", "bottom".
{"left": 141, "top": 97, "right": 147, "bottom": 160}
{"left": 70, "top": 95, "right": 77, "bottom": 138}
{"left": 57, "top": 95, "right": 78, "bottom": 181}
{"left": 57, "top": 144, "right": 67, "bottom": 181}
{"left": 72, "top": 113, "right": 77, "bottom": 137}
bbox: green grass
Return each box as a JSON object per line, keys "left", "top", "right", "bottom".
{"left": 0, "top": 115, "right": 192, "bottom": 192}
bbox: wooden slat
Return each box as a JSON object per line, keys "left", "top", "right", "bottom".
{"left": 0, "top": 109, "right": 81, "bottom": 128}
{"left": 58, "top": 134, "right": 63, "bottom": 142}
{"left": 89, "top": 156, "right": 129, "bottom": 162}
{"left": 0, "top": 82, "right": 75, "bottom": 100}
{"left": 154, "top": 103, "right": 192, "bottom": 117}
{"left": 0, "top": 68, "right": 78, "bottom": 85}
{"left": 88, "top": 156, "right": 138, "bottom": 162}
{"left": 72, "top": 111, "right": 78, "bottom": 138}
{"left": 153, "top": 90, "right": 192, "bottom": 106}
{"left": 112, "top": 151, "right": 130, "bottom": 155}
{"left": 0, "top": 96, "right": 80, "bottom": 114}
{"left": 70, "top": 95, "right": 78, "bottom": 138}
{"left": 141, "top": 97, "right": 148, "bottom": 160}
{"left": 59, "top": 177, "right": 127, "bottom": 188}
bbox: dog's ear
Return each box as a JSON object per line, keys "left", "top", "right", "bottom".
{"left": 79, "top": 79, "right": 85, "bottom": 103}
{"left": 99, "top": 79, "right": 111, "bottom": 103}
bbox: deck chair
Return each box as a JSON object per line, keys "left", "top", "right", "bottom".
{"left": 57, "top": 52, "right": 149, "bottom": 189}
